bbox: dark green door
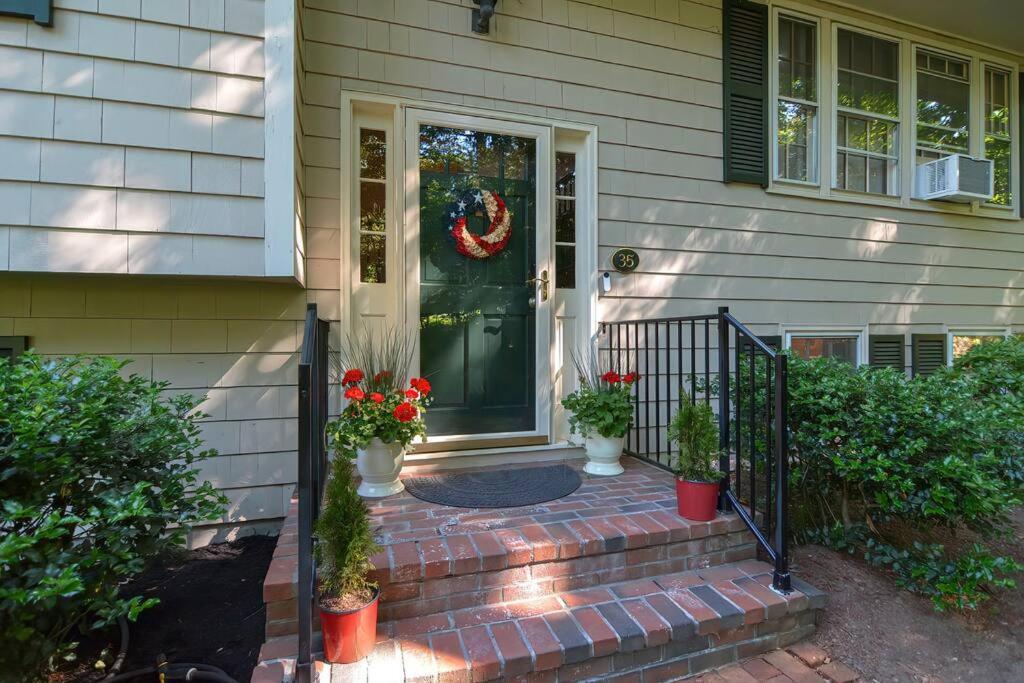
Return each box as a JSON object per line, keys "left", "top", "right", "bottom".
{"left": 418, "top": 125, "right": 538, "bottom": 436}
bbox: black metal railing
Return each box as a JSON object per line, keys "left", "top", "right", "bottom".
{"left": 296, "top": 304, "right": 329, "bottom": 683}
{"left": 600, "top": 306, "right": 791, "bottom": 592}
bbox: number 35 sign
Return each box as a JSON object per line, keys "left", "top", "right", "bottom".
{"left": 611, "top": 248, "right": 639, "bottom": 274}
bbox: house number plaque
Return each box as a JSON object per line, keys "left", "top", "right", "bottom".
{"left": 611, "top": 248, "right": 639, "bottom": 273}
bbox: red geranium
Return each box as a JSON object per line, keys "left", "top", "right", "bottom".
{"left": 405, "top": 389, "right": 419, "bottom": 399}
{"left": 369, "top": 392, "right": 385, "bottom": 404}
{"left": 342, "top": 369, "right": 364, "bottom": 386}
{"left": 373, "top": 371, "right": 392, "bottom": 383}
{"left": 623, "top": 372, "right": 640, "bottom": 384}
{"left": 393, "top": 402, "right": 417, "bottom": 423}
{"left": 410, "top": 377, "right": 432, "bottom": 395}
{"left": 344, "top": 386, "right": 365, "bottom": 401}
{"left": 601, "top": 371, "right": 621, "bottom": 384}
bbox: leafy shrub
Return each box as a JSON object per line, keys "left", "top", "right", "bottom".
{"left": 0, "top": 354, "right": 225, "bottom": 680}
{"left": 315, "top": 456, "right": 381, "bottom": 605}
{"left": 668, "top": 401, "right": 721, "bottom": 482}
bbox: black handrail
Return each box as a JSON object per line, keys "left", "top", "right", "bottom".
{"left": 295, "top": 304, "right": 329, "bottom": 683}
{"left": 599, "top": 306, "right": 791, "bottom": 593}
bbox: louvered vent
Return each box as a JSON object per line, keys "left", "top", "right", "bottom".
{"left": 869, "top": 335, "right": 905, "bottom": 371}
{"left": 912, "top": 334, "right": 947, "bottom": 377}
{"left": 723, "top": 0, "right": 768, "bottom": 185}
{"left": 915, "top": 155, "right": 993, "bottom": 202}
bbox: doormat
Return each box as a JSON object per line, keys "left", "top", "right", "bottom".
{"left": 402, "top": 464, "right": 582, "bottom": 508}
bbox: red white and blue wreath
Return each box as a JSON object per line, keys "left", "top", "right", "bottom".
{"left": 446, "top": 189, "right": 512, "bottom": 259}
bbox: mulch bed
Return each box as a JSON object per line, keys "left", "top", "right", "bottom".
{"left": 796, "top": 507, "right": 1024, "bottom": 682}
{"left": 56, "top": 534, "right": 276, "bottom": 683}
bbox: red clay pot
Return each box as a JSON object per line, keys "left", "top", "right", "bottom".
{"left": 676, "top": 478, "right": 719, "bottom": 521}
{"left": 320, "top": 587, "right": 379, "bottom": 664}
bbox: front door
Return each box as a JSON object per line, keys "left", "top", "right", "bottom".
{"left": 408, "top": 114, "right": 552, "bottom": 440}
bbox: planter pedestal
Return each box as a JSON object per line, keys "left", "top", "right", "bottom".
{"left": 583, "top": 435, "right": 625, "bottom": 476}
{"left": 356, "top": 438, "right": 405, "bottom": 498}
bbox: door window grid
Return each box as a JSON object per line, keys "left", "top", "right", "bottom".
{"left": 555, "top": 151, "right": 576, "bottom": 289}
{"left": 835, "top": 28, "right": 900, "bottom": 196}
{"left": 776, "top": 15, "right": 818, "bottom": 183}
{"left": 358, "top": 128, "right": 386, "bottom": 284}
{"left": 985, "top": 66, "right": 1013, "bottom": 205}
{"left": 915, "top": 50, "right": 971, "bottom": 166}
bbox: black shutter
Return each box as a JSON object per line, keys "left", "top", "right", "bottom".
{"left": 911, "top": 334, "right": 947, "bottom": 377}
{"left": 722, "top": 0, "right": 769, "bottom": 185}
{"left": 868, "top": 335, "right": 905, "bottom": 371}
{"left": 0, "top": 336, "right": 28, "bottom": 363}
{"left": 0, "top": 1, "right": 52, "bottom": 26}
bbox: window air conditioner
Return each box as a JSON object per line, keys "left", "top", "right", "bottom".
{"left": 914, "top": 154, "right": 994, "bottom": 203}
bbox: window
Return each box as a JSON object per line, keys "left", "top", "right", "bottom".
{"left": 776, "top": 16, "right": 818, "bottom": 183}
{"left": 916, "top": 50, "right": 970, "bottom": 165}
{"left": 985, "top": 66, "right": 1013, "bottom": 205}
{"left": 785, "top": 327, "right": 866, "bottom": 365}
{"left": 358, "top": 128, "right": 386, "bottom": 283}
{"left": 835, "top": 28, "right": 900, "bottom": 195}
{"left": 554, "top": 151, "right": 576, "bottom": 289}
{"left": 948, "top": 328, "right": 1009, "bottom": 361}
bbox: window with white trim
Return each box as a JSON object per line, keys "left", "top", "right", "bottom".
{"left": 985, "top": 66, "right": 1013, "bottom": 205}
{"left": 947, "top": 328, "right": 1009, "bottom": 362}
{"left": 784, "top": 328, "right": 866, "bottom": 365}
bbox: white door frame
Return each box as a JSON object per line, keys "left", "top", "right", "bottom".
{"left": 404, "top": 108, "right": 553, "bottom": 444}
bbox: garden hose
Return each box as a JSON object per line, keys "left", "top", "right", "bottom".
{"left": 100, "top": 660, "right": 236, "bottom": 683}
{"left": 103, "top": 616, "right": 131, "bottom": 680}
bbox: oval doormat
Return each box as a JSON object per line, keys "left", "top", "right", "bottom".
{"left": 402, "top": 464, "right": 582, "bottom": 508}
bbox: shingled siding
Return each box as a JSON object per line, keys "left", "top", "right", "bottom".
{"left": 301, "top": 0, "right": 1024, "bottom": 365}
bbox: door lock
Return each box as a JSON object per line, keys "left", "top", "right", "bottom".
{"left": 527, "top": 270, "right": 550, "bottom": 302}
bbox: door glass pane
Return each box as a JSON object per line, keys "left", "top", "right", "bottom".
{"left": 418, "top": 125, "right": 538, "bottom": 436}
{"left": 791, "top": 336, "right": 858, "bottom": 364}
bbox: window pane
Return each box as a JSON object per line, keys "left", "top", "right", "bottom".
{"left": 555, "top": 244, "right": 575, "bottom": 289}
{"left": 555, "top": 198, "right": 575, "bottom": 243}
{"left": 985, "top": 67, "right": 1013, "bottom": 206}
{"left": 836, "top": 29, "right": 899, "bottom": 117}
{"left": 791, "top": 336, "right": 858, "bottom": 363}
{"left": 986, "top": 135, "right": 1011, "bottom": 205}
{"left": 952, "top": 334, "right": 1002, "bottom": 358}
{"left": 360, "top": 233, "right": 386, "bottom": 283}
{"left": 847, "top": 154, "right": 867, "bottom": 192}
{"left": 777, "top": 102, "right": 816, "bottom": 182}
{"left": 778, "top": 17, "right": 816, "bottom": 102}
{"left": 916, "top": 52, "right": 970, "bottom": 156}
{"left": 360, "top": 181, "right": 386, "bottom": 232}
{"left": 556, "top": 152, "right": 576, "bottom": 196}
{"left": 360, "top": 129, "right": 386, "bottom": 179}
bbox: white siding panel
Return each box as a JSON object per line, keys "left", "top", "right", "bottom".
{"left": 0, "top": 181, "right": 31, "bottom": 224}
{"left": 192, "top": 153, "right": 241, "bottom": 194}
{"left": 125, "top": 148, "right": 191, "bottom": 191}
{"left": 40, "top": 141, "right": 125, "bottom": 187}
{"left": 9, "top": 227, "right": 128, "bottom": 272}
{"left": 30, "top": 184, "right": 117, "bottom": 229}
{"left": 0, "top": 91, "right": 54, "bottom": 138}
{"left": 0, "top": 227, "right": 8, "bottom": 270}
{"left": 134, "top": 21, "right": 181, "bottom": 66}
{"left": 141, "top": 0, "right": 189, "bottom": 25}
{"left": 54, "top": 96, "right": 102, "bottom": 142}
{"left": 41, "top": 53, "right": 94, "bottom": 97}
{"left": 0, "top": 137, "right": 42, "bottom": 182}
{"left": 0, "top": 45, "right": 42, "bottom": 91}
{"left": 93, "top": 60, "right": 192, "bottom": 109}
{"left": 79, "top": 13, "right": 136, "bottom": 60}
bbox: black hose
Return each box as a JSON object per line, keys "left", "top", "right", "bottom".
{"left": 100, "top": 663, "right": 236, "bottom": 683}
{"left": 104, "top": 616, "right": 130, "bottom": 680}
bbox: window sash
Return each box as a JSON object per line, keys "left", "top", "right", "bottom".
{"left": 775, "top": 14, "right": 819, "bottom": 184}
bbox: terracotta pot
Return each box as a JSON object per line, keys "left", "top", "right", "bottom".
{"left": 676, "top": 478, "right": 719, "bottom": 521}
{"left": 320, "top": 587, "right": 379, "bottom": 664}
{"left": 583, "top": 434, "right": 625, "bottom": 476}
{"left": 356, "top": 438, "right": 405, "bottom": 498}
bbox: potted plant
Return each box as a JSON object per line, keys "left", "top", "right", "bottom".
{"left": 329, "top": 329, "right": 431, "bottom": 498}
{"left": 668, "top": 400, "right": 722, "bottom": 521}
{"left": 562, "top": 350, "right": 639, "bottom": 476}
{"left": 315, "top": 455, "right": 382, "bottom": 664}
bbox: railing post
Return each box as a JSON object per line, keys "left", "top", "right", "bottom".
{"left": 295, "top": 365, "right": 312, "bottom": 683}
{"left": 772, "top": 353, "right": 792, "bottom": 593}
{"left": 717, "top": 306, "right": 730, "bottom": 512}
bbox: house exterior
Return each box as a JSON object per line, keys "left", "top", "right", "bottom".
{"left": 1, "top": 0, "right": 1022, "bottom": 547}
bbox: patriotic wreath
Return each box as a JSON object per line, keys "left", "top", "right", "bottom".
{"left": 446, "top": 189, "right": 512, "bottom": 259}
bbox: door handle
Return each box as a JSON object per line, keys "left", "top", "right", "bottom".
{"left": 527, "top": 270, "right": 550, "bottom": 303}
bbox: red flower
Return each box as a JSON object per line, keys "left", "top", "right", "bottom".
{"left": 393, "top": 402, "right": 417, "bottom": 423}
{"left": 623, "top": 372, "right": 639, "bottom": 384}
{"left": 405, "top": 389, "right": 419, "bottom": 399}
{"left": 342, "top": 369, "right": 364, "bottom": 386}
{"left": 344, "top": 386, "right": 365, "bottom": 401}
{"left": 410, "top": 377, "right": 432, "bottom": 395}
{"left": 601, "top": 371, "right": 621, "bottom": 384}
{"left": 373, "top": 371, "right": 392, "bottom": 383}
{"left": 369, "top": 392, "right": 385, "bottom": 404}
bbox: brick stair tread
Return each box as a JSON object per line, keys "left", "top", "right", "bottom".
{"left": 332, "top": 560, "right": 825, "bottom": 682}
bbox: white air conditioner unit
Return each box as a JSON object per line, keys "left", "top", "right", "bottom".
{"left": 914, "top": 154, "right": 994, "bottom": 203}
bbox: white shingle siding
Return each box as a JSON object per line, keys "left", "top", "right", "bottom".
{"left": 125, "top": 148, "right": 191, "bottom": 191}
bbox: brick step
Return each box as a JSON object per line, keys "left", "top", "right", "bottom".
{"left": 332, "top": 560, "right": 826, "bottom": 682}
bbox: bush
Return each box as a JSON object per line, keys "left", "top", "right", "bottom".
{"left": 787, "top": 350, "right": 1023, "bottom": 611}
{"left": 0, "top": 354, "right": 225, "bottom": 680}
{"left": 315, "top": 456, "right": 381, "bottom": 605}
{"left": 668, "top": 401, "right": 721, "bottom": 482}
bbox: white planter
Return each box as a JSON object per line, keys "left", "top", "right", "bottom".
{"left": 583, "top": 434, "right": 625, "bottom": 476}
{"left": 356, "top": 438, "right": 405, "bottom": 498}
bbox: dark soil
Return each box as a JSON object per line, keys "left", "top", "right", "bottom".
{"left": 797, "top": 508, "right": 1024, "bottom": 682}
{"left": 58, "top": 534, "right": 276, "bottom": 683}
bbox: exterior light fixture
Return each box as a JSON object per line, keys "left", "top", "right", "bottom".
{"left": 472, "top": 0, "right": 497, "bottom": 34}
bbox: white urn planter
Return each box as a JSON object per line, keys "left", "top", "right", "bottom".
{"left": 356, "top": 438, "right": 405, "bottom": 498}
{"left": 583, "top": 434, "right": 625, "bottom": 476}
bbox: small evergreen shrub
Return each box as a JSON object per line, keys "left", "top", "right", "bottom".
{"left": 668, "top": 401, "right": 721, "bottom": 482}
{"left": 314, "top": 456, "right": 381, "bottom": 608}
{"left": 0, "top": 354, "right": 225, "bottom": 680}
